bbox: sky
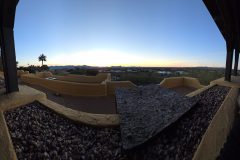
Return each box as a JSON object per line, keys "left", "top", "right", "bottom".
{"left": 14, "top": 0, "right": 226, "bottom": 67}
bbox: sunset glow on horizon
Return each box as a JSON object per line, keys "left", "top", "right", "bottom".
{"left": 15, "top": 0, "right": 226, "bottom": 68}
{"left": 20, "top": 49, "right": 221, "bottom": 68}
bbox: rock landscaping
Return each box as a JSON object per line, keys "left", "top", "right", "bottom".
{"left": 115, "top": 85, "right": 198, "bottom": 150}
{"left": 128, "top": 85, "right": 229, "bottom": 160}
{"left": 4, "top": 102, "right": 127, "bottom": 160}
{"left": 4, "top": 85, "right": 229, "bottom": 160}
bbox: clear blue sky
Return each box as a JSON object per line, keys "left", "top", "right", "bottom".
{"left": 14, "top": 0, "right": 226, "bottom": 67}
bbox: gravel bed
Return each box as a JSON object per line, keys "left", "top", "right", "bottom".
{"left": 4, "top": 85, "right": 229, "bottom": 160}
{"left": 128, "top": 85, "right": 229, "bottom": 160}
{"left": 4, "top": 102, "right": 127, "bottom": 160}
{"left": 116, "top": 85, "right": 198, "bottom": 150}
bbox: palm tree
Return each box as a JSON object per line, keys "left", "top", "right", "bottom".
{"left": 38, "top": 54, "right": 46, "bottom": 66}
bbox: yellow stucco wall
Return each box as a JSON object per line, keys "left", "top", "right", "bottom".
{"left": 106, "top": 81, "right": 137, "bottom": 95}
{"left": 0, "top": 112, "right": 17, "bottom": 160}
{"left": 0, "top": 85, "right": 119, "bottom": 160}
{"left": 0, "top": 85, "right": 46, "bottom": 160}
{"left": 2, "top": 70, "right": 30, "bottom": 79}
{"left": 0, "top": 81, "right": 237, "bottom": 159}
{"left": 160, "top": 77, "right": 204, "bottom": 89}
{"left": 54, "top": 73, "right": 111, "bottom": 83}
{"left": 17, "top": 70, "right": 30, "bottom": 77}
{"left": 21, "top": 75, "right": 106, "bottom": 96}
{"left": 17, "top": 70, "right": 24, "bottom": 77}
{"left": 21, "top": 73, "right": 135, "bottom": 97}
{"left": 183, "top": 77, "right": 203, "bottom": 89}
{"left": 39, "top": 99, "right": 119, "bottom": 127}
{"left": 193, "top": 87, "right": 239, "bottom": 160}
{"left": 160, "top": 77, "right": 183, "bottom": 88}
{"left": 35, "top": 71, "right": 53, "bottom": 78}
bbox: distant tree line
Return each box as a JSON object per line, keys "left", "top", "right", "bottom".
{"left": 67, "top": 67, "right": 99, "bottom": 76}
{"left": 18, "top": 53, "right": 48, "bottom": 73}
{"left": 18, "top": 65, "right": 49, "bottom": 73}
{"left": 0, "top": 53, "right": 48, "bottom": 73}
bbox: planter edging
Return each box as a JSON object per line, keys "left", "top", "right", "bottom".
{"left": 193, "top": 87, "right": 239, "bottom": 160}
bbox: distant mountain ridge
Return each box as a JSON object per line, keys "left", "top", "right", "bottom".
{"left": 49, "top": 65, "right": 225, "bottom": 70}
{"left": 49, "top": 65, "right": 94, "bottom": 70}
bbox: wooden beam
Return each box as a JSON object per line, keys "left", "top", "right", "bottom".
{"left": 216, "top": 0, "right": 235, "bottom": 43}
{"left": 202, "top": 0, "right": 227, "bottom": 40}
{"left": 0, "top": 0, "right": 19, "bottom": 93}
{"left": 233, "top": 48, "right": 239, "bottom": 76}
{"left": 225, "top": 42, "right": 234, "bottom": 81}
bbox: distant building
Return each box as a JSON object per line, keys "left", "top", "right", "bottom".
{"left": 157, "top": 71, "right": 172, "bottom": 76}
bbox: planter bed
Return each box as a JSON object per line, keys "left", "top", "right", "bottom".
{"left": 4, "top": 86, "right": 229, "bottom": 160}
{"left": 4, "top": 102, "right": 127, "bottom": 160}
{"left": 115, "top": 85, "right": 198, "bottom": 150}
{"left": 23, "top": 83, "right": 116, "bottom": 114}
{"left": 128, "top": 85, "right": 229, "bottom": 160}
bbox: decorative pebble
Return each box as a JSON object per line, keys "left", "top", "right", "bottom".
{"left": 4, "top": 85, "right": 229, "bottom": 160}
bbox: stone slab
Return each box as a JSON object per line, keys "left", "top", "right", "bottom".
{"left": 115, "top": 85, "right": 198, "bottom": 150}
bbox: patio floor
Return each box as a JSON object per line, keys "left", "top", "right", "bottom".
{"left": 22, "top": 83, "right": 117, "bottom": 114}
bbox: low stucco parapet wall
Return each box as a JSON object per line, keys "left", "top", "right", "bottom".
{"left": 35, "top": 71, "right": 53, "bottom": 78}
{"left": 17, "top": 70, "right": 29, "bottom": 77}
{"left": 54, "top": 73, "right": 111, "bottom": 83}
{"left": 183, "top": 77, "right": 204, "bottom": 89}
{"left": 21, "top": 74, "right": 135, "bottom": 97}
{"left": 160, "top": 77, "right": 183, "bottom": 88}
{"left": 106, "top": 81, "right": 137, "bottom": 95}
{"left": 0, "top": 112, "right": 17, "bottom": 160}
{"left": 38, "top": 98, "right": 119, "bottom": 127}
{"left": 187, "top": 83, "right": 215, "bottom": 97}
{"left": 193, "top": 87, "right": 239, "bottom": 160}
{"left": 0, "top": 85, "right": 46, "bottom": 160}
{"left": 160, "top": 77, "right": 204, "bottom": 89}
{"left": 0, "top": 85, "right": 46, "bottom": 112}
{"left": 0, "top": 84, "right": 119, "bottom": 160}
{"left": 21, "top": 74, "right": 106, "bottom": 97}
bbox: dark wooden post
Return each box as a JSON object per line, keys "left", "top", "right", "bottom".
{"left": 225, "top": 42, "right": 234, "bottom": 81}
{"left": 0, "top": 27, "right": 19, "bottom": 92}
{"left": 233, "top": 47, "right": 239, "bottom": 76}
{"left": 0, "top": 0, "right": 19, "bottom": 93}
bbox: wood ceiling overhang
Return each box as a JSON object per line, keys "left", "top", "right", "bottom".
{"left": 0, "top": 0, "right": 19, "bottom": 93}
{"left": 0, "top": 0, "right": 19, "bottom": 28}
{"left": 203, "top": 0, "right": 240, "bottom": 48}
